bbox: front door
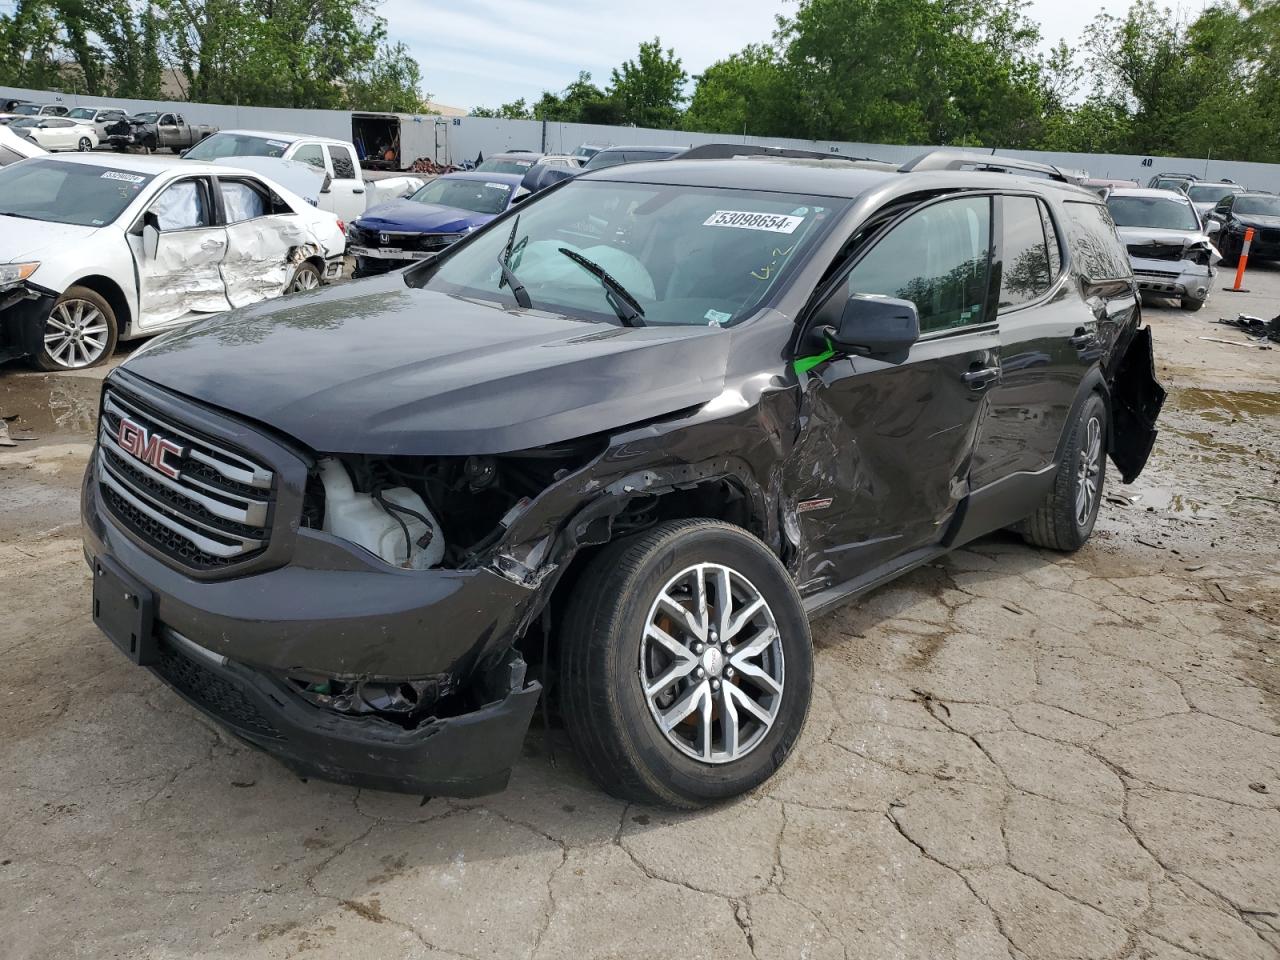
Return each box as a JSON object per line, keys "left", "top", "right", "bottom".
{"left": 127, "top": 177, "right": 231, "bottom": 327}
{"left": 793, "top": 194, "right": 1000, "bottom": 583}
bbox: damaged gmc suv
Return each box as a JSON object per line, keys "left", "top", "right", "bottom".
{"left": 83, "top": 150, "right": 1165, "bottom": 807}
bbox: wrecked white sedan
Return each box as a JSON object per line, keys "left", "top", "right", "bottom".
{"left": 0, "top": 153, "right": 345, "bottom": 370}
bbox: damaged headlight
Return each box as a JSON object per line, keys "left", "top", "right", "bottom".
{"left": 0, "top": 261, "right": 39, "bottom": 291}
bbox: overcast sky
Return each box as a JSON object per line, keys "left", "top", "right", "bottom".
{"left": 387, "top": 0, "right": 1127, "bottom": 111}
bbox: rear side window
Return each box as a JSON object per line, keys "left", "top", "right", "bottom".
{"left": 846, "top": 195, "right": 993, "bottom": 333}
{"left": 219, "top": 180, "right": 269, "bottom": 222}
{"left": 1063, "top": 201, "right": 1130, "bottom": 282}
{"left": 293, "top": 143, "right": 326, "bottom": 170}
{"left": 327, "top": 144, "right": 356, "bottom": 179}
{"left": 999, "top": 195, "right": 1053, "bottom": 307}
{"left": 1040, "top": 203, "right": 1062, "bottom": 277}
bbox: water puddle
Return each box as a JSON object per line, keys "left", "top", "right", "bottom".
{"left": 1170, "top": 387, "right": 1280, "bottom": 424}
{"left": 0, "top": 374, "right": 101, "bottom": 440}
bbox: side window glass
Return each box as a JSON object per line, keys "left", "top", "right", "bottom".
{"left": 293, "top": 144, "right": 326, "bottom": 170}
{"left": 1040, "top": 201, "right": 1063, "bottom": 278}
{"left": 1063, "top": 201, "right": 1130, "bottom": 282}
{"left": 159, "top": 114, "right": 173, "bottom": 126}
{"left": 326, "top": 144, "right": 356, "bottom": 179}
{"left": 175, "top": 115, "right": 184, "bottom": 125}
{"left": 846, "top": 195, "right": 992, "bottom": 333}
{"left": 999, "top": 195, "right": 1052, "bottom": 308}
{"left": 219, "top": 180, "right": 268, "bottom": 223}
{"left": 150, "top": 180, "right": 209, "bottom": 230}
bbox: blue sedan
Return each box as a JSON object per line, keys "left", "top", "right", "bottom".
{"left": 349, "top": 171, "right": 525, "bottom": 277}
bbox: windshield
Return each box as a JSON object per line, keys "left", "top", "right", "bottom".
{"left": 1187, "top": 184, "right": 1242, "bottom": 203}
{"left": 573, "top": 145, "right": 603, "bottom": 160}
{"left": 67, "top": 108, "right": 96, "bottom": 120}
{"left": 10, "top": 118, "right": 39, "bottom": 128}
{"left": 417, "top": 179, "right": 845, "bottom": 327}
{"left": 132, "top": 112, "right": 160, "bottom": 123}
{"left": 410, "top": 178, "right": 512, "bottom": 215}
{"left": 1106, "top": 196, "right": 1200, "bottom": 231}
{"left": 184, "top": 132, "right": 290, "bottom": 161}
{"left": 11, "top": 104, "right": 40, "bottom": 115}
{"left": 582, "top": 151, "right": 629, "bottom": 171}
{"left": 1235, "top": 196, "right": 1280, "bottom": 216}
{"left": 475, "top": 158, "right": 535, "bottom": 175}
{"left": 0, "top": 158, "right": 154, "bottom": 226}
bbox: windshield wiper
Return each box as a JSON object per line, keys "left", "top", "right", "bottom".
{"left": 496, "top": 214, "right": 531, "bottom": 309}
{"left": 556, "top": 247, "right": 646, "bottom": 327}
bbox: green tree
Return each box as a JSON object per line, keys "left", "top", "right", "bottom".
{"left": 683, "top": 45, "right": 795, "bottom": 136}
{"left": 608, "top": 37, "right": 687, "bottom": 128}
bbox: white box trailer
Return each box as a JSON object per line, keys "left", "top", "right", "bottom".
{"left": 352, "top": 112, "right": 450, "bottom": 170}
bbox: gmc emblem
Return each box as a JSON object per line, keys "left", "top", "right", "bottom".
{"left": 116, "top": 417, "right": 183, "bottom": 480}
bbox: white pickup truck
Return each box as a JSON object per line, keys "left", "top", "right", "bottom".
{"left": 182, "top": 129, "right": 423, "bottom": 224}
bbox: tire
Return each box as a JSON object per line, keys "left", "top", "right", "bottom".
{"left": 558, "top": 519, "right": 813, "bottom": 808}
{"left": 1181, "top": 296, "right": 1205, "bottom": 312}
{"left": 170, "top": 146, "right": 183, "bottom": 154}
{"left": 286, "top": 261, "right": 323, "bottom": 293}
{"left": 32, "top": 286, "right": 118, "bottom": 371}
{"left": 1019, "top": 392, "right": 1107, "bottom": 551}
{"left": 77, "top": 137, "right": 92, "bottom": 152}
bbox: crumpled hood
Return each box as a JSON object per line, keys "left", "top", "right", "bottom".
{"left": 354, "top": 199, "right": 491, "bottom": 235}
{"left": 1117, "top": 226, "right": 1219, "bottom": 264}
{"left": 1234, "top": 214, "right": 1280, "bottom": 230}
{"left": 0, "top": 216, "right": 99, "bottom": 264}
{"left": 119, "top": 273, "right": 732, "bottom": 455}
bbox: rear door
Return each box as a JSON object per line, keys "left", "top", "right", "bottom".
{"left": 323, "top": 143, "right": 364, "bottom": 221}
{"left": 969, "top": 194, "right": 1085, "bottom": 489}
{"left": 127, "top": 176, "right": 231, "bottom": 327}
{"left": 795, "top": 194, "right": 1000, "bottom": 579}
{"left": 215, "top": 175, "right": 306, "bottom": 307}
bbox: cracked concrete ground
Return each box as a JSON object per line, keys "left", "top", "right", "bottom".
{"left": 2, "top": 269, "right": 1279, "bottom": 960}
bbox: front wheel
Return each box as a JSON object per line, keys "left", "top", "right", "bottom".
{"left": 1019, "top": 392, "right": 1107, "bottom": 551}
{"left": 559, "top": 520, "right": 813, "bottom": 808}
{"left": 1181, "top": 295, "right": 1205, "bottom": 312}
{"left": 33, "top": 286, "right": 118, "bottom": 371}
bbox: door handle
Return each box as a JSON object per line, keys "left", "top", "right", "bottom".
{"left": 961, "top": 366, "right": 1000, "bottom": 389}
{"left": 352, "top": 188, "right": 365, "bottom": 194}
{"left": 1069, "top": 327, "right": 1097, "bottom": 348}
{"left": 200, "top": 239, "right": 222, "bottom": 250}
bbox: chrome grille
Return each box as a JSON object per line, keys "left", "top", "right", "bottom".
{"left": 98, "top": 387, "right": 274, "bottom": 571}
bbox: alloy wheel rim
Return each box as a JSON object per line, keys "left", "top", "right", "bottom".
{"left": 78, "top": 138, "right": 91, "bottom": 151}
{"left": 45, "top": 299, "right": 108, "bottom": 368}
{"left": 1075, "top": 415, "right": 1102, "bottom": 526}
{"left": 639, "top": 562, "right": 785, "bottom": 764}
{"left": 290, "top": 269, "right": 320, "bottom": 292}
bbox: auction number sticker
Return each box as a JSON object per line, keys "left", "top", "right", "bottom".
{"left": 101, "top": 171, "right": 145, "bottom": 183}
{"left": 704, "top": 210, "right": 804, "bottom": 233}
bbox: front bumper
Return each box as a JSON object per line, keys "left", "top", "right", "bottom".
{"left": 0, "top": 282, "right": 56, "bottom": 364}
{"left": 82, "top": 432, "right": 545, "bottom": 796}
{"left": 1130, "top": 257, "right": 1214, "bottom": 302}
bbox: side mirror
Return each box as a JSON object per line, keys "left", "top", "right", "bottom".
{"left": 142, "top": 211, "right": 161, "bottom": 260}
{"left": 826, "top": 293, "right": 920, "bottom": 361}
{"left": 1206, "top": 219, "right": 1221, "bottom": 235}
{"left": 320, "top": 173, "right": 332, "bottom": 194}
{"left": 179, "top": 148, "right": 189, "bottom": 158}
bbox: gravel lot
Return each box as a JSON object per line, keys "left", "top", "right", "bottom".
{"left": 1, "top": 266, "right": 1278, "bottom": 960}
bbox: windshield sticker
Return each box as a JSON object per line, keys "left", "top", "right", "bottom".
{"left": 101, "top": 171, "right": 145, "bottom": 184}
{"left": 265, "top": 139, "right": 289, "bottom": 148}
{"left": 705, "top": 309, "right": 732, "bottom": 326}
{"left": 704, "top": 210, "right": 804, "bottom": 233}
{"left": 485, "top": 182, "right": 508, "bottom": 190}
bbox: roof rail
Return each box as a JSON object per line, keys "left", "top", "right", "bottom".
{"left": 678, "top": 143, "right": 884, "bottom": 164}
{"left": 900, "top": 150, "right": 1070, "bottom": 183}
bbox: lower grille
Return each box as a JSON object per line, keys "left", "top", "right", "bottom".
{"left": 154, "top": 638, "right": 280, "bottom": 738}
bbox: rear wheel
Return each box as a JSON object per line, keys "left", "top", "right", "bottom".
{"left": 559, "top": 520, "right": 812, "bottom": 808}
{"left": 287, "top": 262, "right": 322, "bottom": 293}
{"left": 77, "top": 137, "right": 92, "bottom": 152}
{"left": 33, "top": 286, "right": 118, "bottom": 371}
{"left": 1019, "top": 392, "right": 1107, "bottom": 551}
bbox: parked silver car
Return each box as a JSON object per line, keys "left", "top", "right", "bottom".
{"left": 1106, "top": 188, "right": 1221, "bottom": 311}
{"left": 1185, "top": 181, "right": 1245, "bottom": 217}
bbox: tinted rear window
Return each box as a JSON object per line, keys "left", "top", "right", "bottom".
{"left": 999, "top": 195, "right": 1053, "bottom": 307}
{"left": 1062, "top": 202, "right": 1131, "bottom": 281}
